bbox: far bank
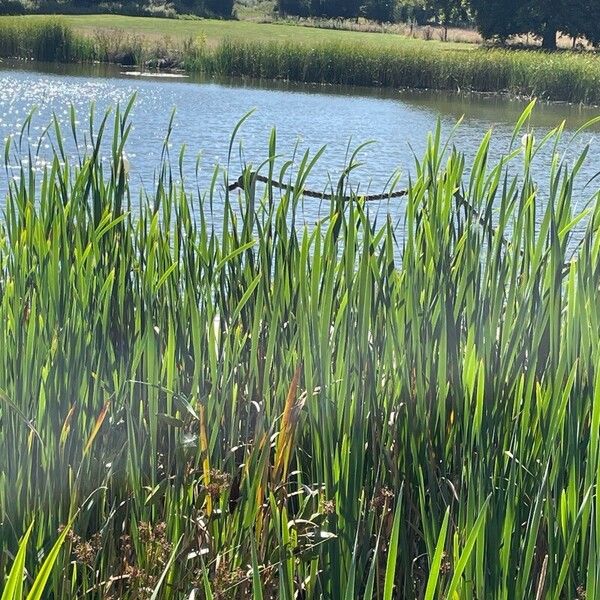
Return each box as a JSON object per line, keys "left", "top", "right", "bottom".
{"left": 1, "top": 16, "right": 600, "bottom": 105}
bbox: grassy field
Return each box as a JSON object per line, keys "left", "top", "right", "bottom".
{"left": 16, "top": 13, "right": 474, "bottom": 50}
{"left": 2, "top": 101, "right": 600, "bottom": 598}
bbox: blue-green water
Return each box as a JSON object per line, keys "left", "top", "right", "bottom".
{"left": 1, "top": 60, "right": 599, "bottom": 240}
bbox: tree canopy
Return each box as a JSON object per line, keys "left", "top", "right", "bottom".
{"left": 0, "top": 0, "right": 234, "bottom": 17}
{"left": 277, "top": 0, "right": 600, "bottom": 47}
{"left": 467, "top": 0, "right": 600, "bottom": 48}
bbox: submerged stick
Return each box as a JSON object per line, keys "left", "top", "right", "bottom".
{"left": 227, "top": 171, "right": 507, "bottom": 249}
{"left": 230, "top": 171, "right": 573, "bottom": 273}
{"left": 227, "top": 172, "right": 408, "bottom": 202}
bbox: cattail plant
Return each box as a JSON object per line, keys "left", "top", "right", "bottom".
{"left": 1, "top": 100, "right": 600, "bottom": 598}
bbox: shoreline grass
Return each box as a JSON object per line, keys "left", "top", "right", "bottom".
{"left": 194, "top": 40, "right": 600, "bottom": 104}
{"left": 2, "top": 16, "right": 600, "bottom": 103}
{"left": 1, "top": 101, "right": 600, "bottom": 598}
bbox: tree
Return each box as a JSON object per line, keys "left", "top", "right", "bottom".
{"left": 471, "top": 0, "right": 600, "bottom": 50}
{"left": 524, "top": 0, "right": 567, "bottom": 49}
{"left": 561, "top": 0, "right": 600, "bottom": 47}
{"left": 205, "top": 0, "right": 234, "bottom": 17}
{"left": 278, "top": 0, "right": 312, "bottom": 16}
{"left": 470, "top": 0, "right": 523, "bottom": 41}
{"left": 173, "top": 0, "right": 206, "bottom": 16}
{"left": 361, "top": 0, "right": 396, "bottom": 21}
{"left": 582, "top": 3, "right": 600, "bottom": 46}
{"left": 425, "top": 0, "right": 469, "bottom": 40}
{"left": 311, "top": 0, "right": 362, "bottom": 18}
{"left": 0, "top": 0, "right": 25, "bottom": 13}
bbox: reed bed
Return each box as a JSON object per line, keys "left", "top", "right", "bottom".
{"left": 2, "top": 16, "right": 600, "bottom": 103}
{"left": 2, "top": 102, "right": 600, "bottom": 599}
{"left": 197, "top": 40, "right": 600, "bottom": 104}
{"left": 0, "top": 16, "right": 91, "bottom": 61}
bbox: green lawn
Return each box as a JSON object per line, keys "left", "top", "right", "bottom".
{"left": 17, "top": 14, "right": 473, "bottom": 50}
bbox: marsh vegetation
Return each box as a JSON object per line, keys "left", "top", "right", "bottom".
{"left": 2, "top": 101, "right": 600, "bottom": 598}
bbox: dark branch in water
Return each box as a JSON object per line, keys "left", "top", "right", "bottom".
{"left": 228, "top": 171, "right": 573, "bottom": 272}
{"left": 227, "top": 172, "right": 408, "bottom": 202}
{"left": 227, "top": 171, "right": 506, "bottom": 249}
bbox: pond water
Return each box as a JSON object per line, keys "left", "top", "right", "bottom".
{"left": 1, "top": 60, "right": 600, "bottom": 241}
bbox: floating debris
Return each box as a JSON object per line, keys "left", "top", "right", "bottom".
{"left": 121, "top": 71, "right": 189, "bottom": 79}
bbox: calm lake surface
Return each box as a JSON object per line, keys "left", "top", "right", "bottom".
{"left": 1, "top": 60, "right": 600, "bottom": 241}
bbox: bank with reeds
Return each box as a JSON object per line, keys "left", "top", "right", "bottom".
{"left": 2, "top": 15, "right": 600, "bottom": 103}
{"left": 2, "top": 99, "right": 600, "bottom": 598}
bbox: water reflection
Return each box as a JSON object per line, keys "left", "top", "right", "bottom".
{"left": 1, "top": 59, "right": 599, "bottom": 242}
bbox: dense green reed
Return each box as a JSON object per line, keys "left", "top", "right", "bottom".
{"left": 2, "top": 101, "right": 600, "bottom": 598}
{"left": 197, "top": 40, "right": 600, "bottom": 104}
{"left": 0, "top": 17, "right": 90, "bottom": 61}
{"left": 2, "top": 16, "right": 600, "bottom": 103}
